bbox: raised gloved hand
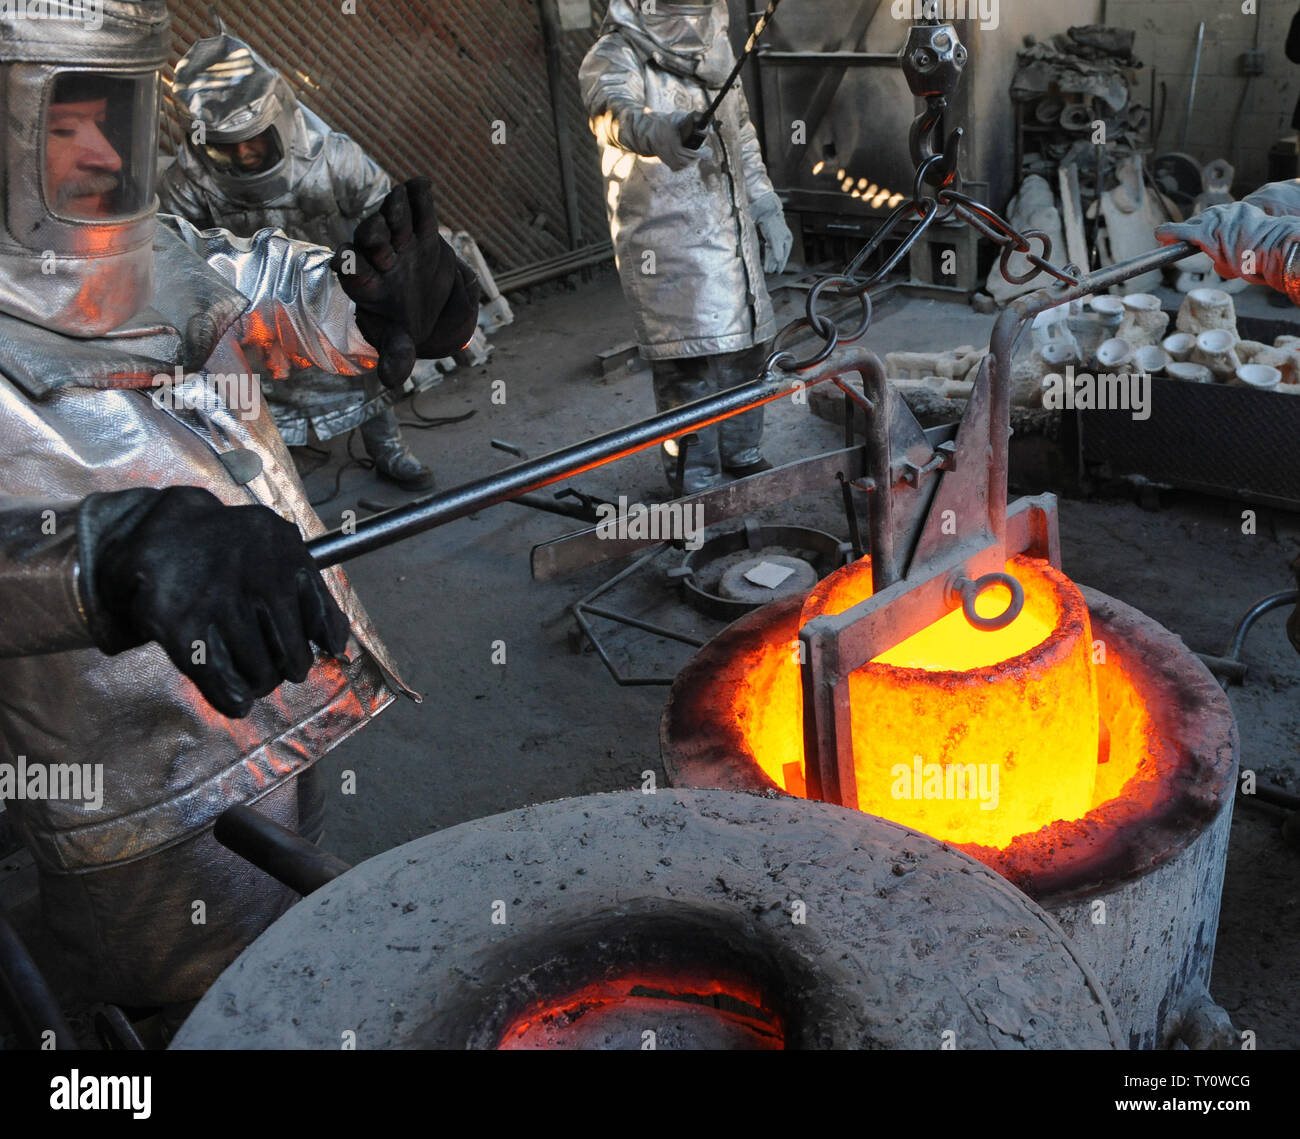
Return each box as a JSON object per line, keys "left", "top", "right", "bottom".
{"left": 78, "top": 486, "right": 350, "bottom": 720}
{"left": 751, "top": 192, "right": 793, "bottom": 275}
{"left": 333, "top": 178, "right": 482, "bottom": 390}
{"left": 1155, "top": 202, "right": 1300, "bottom": 301}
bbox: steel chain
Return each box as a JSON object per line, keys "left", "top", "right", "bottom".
{"left": 765, "top": 176, "right": 1084, "bottom": 376}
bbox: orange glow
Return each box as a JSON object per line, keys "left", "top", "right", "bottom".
{"left": 812, "top": 160, "right": 826, "bottom": 175}
{"left": 497, "top": 971, "right": 783, "bottom": 1049}
{"left": 731, "top": 556, "right": 1105, "bottom": 848}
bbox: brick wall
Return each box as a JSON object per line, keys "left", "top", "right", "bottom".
{"left": 1106, "top": 0, "right": 1296, "bottom": 191}
{"left": 165, "top": 1, "right": 611, "bottom": 273}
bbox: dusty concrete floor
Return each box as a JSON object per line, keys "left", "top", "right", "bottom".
{"left": 1, "top": 269, "right": 1294, "bottom": 1050}
{"left": 308, "top": 269, "right": 1299, "bottom": 1048}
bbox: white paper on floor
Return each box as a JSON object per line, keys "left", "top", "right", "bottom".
{"left": 744, "top": 561, "right": 796, "bottom": 590}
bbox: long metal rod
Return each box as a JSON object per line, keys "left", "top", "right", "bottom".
{"left": 0, "top": 905, "right": 75, "bottom": 1048}
{"left": 571, "top": 545, "right": 686, "bottom": 686}
{"left": 214, "top": 806, "right": 353, "bottom": 896}
{"left": 494, "top": 243, "right": 613, "bottom": 293}
{"left": 989, "top": 241, "right": 1198, "bottom": 545}
{"left": 1180, "top": 21, "right": 1205, "bottom": 153}
{"left": 311, "top": 245, "right": 1198, "bottom": 573}
{"left": 699, "top": 0, "right": 785, "bottom": 127}
{"left": 537, "top": 0, "right": 583, "bottom": 250}
{"left": 758, "top": 50, "right": 897, "bottom": 65}
{"left": 308, "top": 347, "right": 875, "bottom": 568}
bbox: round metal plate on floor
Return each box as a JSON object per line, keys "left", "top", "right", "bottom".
{"left": 172, "top": 790, "right": 1122, "bottom": 1050}
{"left": 675, "top": 520, "right": 850, "bottom": 621}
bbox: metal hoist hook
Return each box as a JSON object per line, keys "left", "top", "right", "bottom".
{"left": 900, "top": 22, "right": 968, "bottom": 192}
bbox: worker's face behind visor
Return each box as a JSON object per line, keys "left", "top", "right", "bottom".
{"left": 43, "top": 71, "right": 158, "bottom": 222}
{"left": 201, "top": 126, "right": 284, "bottom": 178}
{"left": 638, "top": 1, "right": 720, "bottom": 50}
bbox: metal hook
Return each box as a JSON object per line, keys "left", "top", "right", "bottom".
{"left": 909, "top": 107, "right": 963, "bottom": 190}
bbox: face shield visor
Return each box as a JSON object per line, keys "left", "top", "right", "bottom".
{"left": 36, "top": 69, "right": 158, "bottom": 222}
{"left": 626, "top": 0, "right": 728, "bottom": 62}
{"left": 637, "top": 2, "right": 721, "bottom": 54}
{"left": 198, "top": 125, "right": 285, "bottom": 180}
{"left": 0, "top": 0, "right": 169, "bottom": 337}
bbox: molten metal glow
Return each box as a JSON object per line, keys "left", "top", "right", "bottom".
{"left": 732, "top": 556, "right": 1103, "bottom": 848}
{"left": 497, "top": 972, "right": 783, "bottom": 1049}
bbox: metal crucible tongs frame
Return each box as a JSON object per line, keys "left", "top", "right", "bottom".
{"left": 304, "top": 20, "right": 1201, "bottom": 811}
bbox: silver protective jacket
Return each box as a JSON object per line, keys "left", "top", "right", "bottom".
{"left": 0, "top": 215, "right": 409, "bottom": 994}
{"left": 579, "top": 1, "right": 778, "bottom": 359}
{"left": 158, "top": 34, "right": 395, "bottom": 441}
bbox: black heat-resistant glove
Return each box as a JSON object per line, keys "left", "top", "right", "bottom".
{"left": 332, "top": 178, "right": 482, "bottom": 390}
{"left": 78, "top": 486, "right": 350, "bottom": 720}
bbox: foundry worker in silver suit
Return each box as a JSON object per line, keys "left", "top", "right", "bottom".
{"left": 158, "top": 31, "right": 437, "bottom": 491}
{"left": 0, "top": 0, "right": 477, "bottom": 1013}
{"left": 580, "top": 0, "right": 793, "bottom": 495}
{"left": 1157, "top": 180, "right": 1300, "bottom": 653}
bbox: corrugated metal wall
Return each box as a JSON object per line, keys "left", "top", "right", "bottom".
{"left": 163, "top": 1, "right": 611, "bottom": 274}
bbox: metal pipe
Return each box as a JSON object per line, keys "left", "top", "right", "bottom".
{"left": 990, "top": 241, "right": 1198, "bottom": 546}
{"left": 692, "top": 0, "right": 785, "bottom": 135}
{"left": 537, "top": 0, "right": 583, "bottom": 250}
{"left": 494, "top": 244, "right": 614, "bottom": 293}
{"left": 308, "top": 347, "right": 878, "bottom": 568}
{"left": 0, "top": 905, "right": 75, "bottom": 1048}
{"left": 1225, "top": 590, "right": 1299, "bottom": 661}
{"left": 509, "top": 492, "right": 602, "bottom": 523}
{"left": 757, "top": 50, "right": 898, "bottom": 65}
{"left": 580, "top": 604, "right": 707, "bottom": 648}
{"left": 1247, "top": 781, "right": 1300, "bottom": 812}
{"left": 1181, "top": 21, "right": 1205, "bottom": 153}
{"left": 214, "top": 805, "right": 353, "bottom": 896}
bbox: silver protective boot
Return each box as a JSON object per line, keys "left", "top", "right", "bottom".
{"left": 360, "top": 407, "right": 434, "bottom": 491}
{"left": 650, "top": 343, "right": 770, "bottom": 495}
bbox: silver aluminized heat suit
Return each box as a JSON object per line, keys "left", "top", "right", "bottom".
{"left": 580, "top": 1, "right": 786, "bottom": 492}
{"left": 578, "top": 1, "right": 778, "bottom": 358}
{"left": 0, "top": 1, "right": 409, "bottom": 1005}
{"left": 157, "top": 33, "right": 406, "bottom": 445}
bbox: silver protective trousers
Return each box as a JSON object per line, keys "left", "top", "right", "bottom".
{"left": 38, "top": 766, "right": 326, "bottom": 1008}
{"left": 650, "top": 343, "right": 770, "bottom": 494}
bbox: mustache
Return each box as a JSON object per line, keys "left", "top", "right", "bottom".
{"left": 56, "top": 172, "right": 120, "bottom": 206}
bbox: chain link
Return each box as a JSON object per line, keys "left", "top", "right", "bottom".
{"left": 766, "top": 142, "right": 1084, "bottom": 376}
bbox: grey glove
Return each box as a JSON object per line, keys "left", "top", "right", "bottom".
{"left": 622, "top": 110, "right": 703, "bottom": 173}
{"left": 752, "top": 192, "right": 793, "bottom": 275}
{"left": 1156, "top": 202, "right": 1300, "bottom": 302}
{"left": 1240, "top": 179, "right": 1300, "bottom": 218}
